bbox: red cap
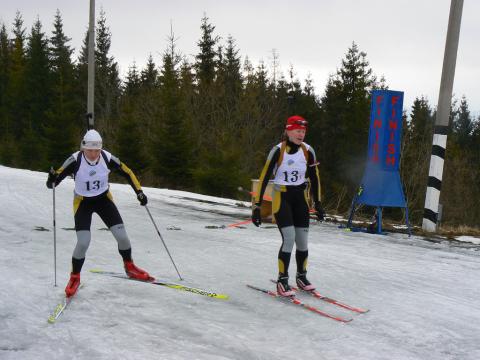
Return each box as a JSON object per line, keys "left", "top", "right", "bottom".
{"left": 286, "top": 115, "right": 308, "bottom": 131}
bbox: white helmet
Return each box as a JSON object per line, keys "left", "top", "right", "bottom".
{"left": 81, "top": 129, "right": 103, "bottom": 150}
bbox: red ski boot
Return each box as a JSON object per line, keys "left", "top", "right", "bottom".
{"left": 65, "top": 272, "right": 81, "bottom": 298}
{"left": 124, "top": 260, "right": 152, "bottom": 281}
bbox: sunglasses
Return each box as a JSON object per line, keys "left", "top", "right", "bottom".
{"left": 292, "top": 120, "right": 308, "bottom": 126}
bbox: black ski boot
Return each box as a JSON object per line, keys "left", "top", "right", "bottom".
{"left": 277, "top": 275, "right": 295, "bottom": 297}
{"left": 296, "top": 272, "right": 315, "bottom": 291}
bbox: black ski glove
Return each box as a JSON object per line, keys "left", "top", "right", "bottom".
{"left": 252, "top": 203, "right": 261, "bottom": 227}
{"left": 137, "top": 191, "right": 148, "bottom": 206}
{"left": 46, "top": 168, "right": 57, "bottom": 189}
{"left": 314, "top": 201, "right": 325, "bottom": 221}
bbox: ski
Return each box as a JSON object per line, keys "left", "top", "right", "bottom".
{"left": 270, "top": 279, "right": 368, "bottom": 314}
{"left": 296, "top": 287, "right": 369, "bottom": 314}
{"left": 247, "top": 284, "right": 352, "bottom": 323}
{"left": 90, "top": 269, "right": 229, "bottom": 300}
{"left": 47, "top": 284, "right": 83, "bottom": 324}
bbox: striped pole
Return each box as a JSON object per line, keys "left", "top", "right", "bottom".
{"left": 422, "top": 0, "right": 463, "bottom": 232}
{"left": 423, "top": 126, "right": 449, "bottom": 231}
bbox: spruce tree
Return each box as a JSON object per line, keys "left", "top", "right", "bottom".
{"left": 299, "top": 75, "right": 322, "bottom": 149}
{"left": 192, "top": 137, "right": 246, "bottom": 197}
{"left": 408, "top": 97, "right": 434, "bottom": 146}
{"left": 138, "top": 55, "right": 159, "bottom": 136}
{"left": 77, "top": 10, "right": 121, "bottom": 141}
{"left": 1, "top": 14, "right": 27, "bottom": 166}
{"left": 179, "top": 60, "right": 195, "bottom": 111}
{"left": 472, "top": 116, "right": 480, "bottom": 162}
{"left": 25, "top": 19, "right": 51, "bottom": 131}
{"left": 194, "top": 15, "right": 219, "bottom": 144}
{"left": 124, "top": 62, "right": 141, "bottom": 96}
{"left": 400, "top": 97, "right": 434, "bottom": 222}
{"left": 0, "top": 23, "right": 12, "bottom": 162}
{"left": 195, "top": 35, "right": 250, "bottom": 196}
{"left": 239, "top": 57, "right": 281, "bottom": 179}
{"left": 178, "top": 59, "right": 196, "bottom": 150}
{"left": 76, "top": 31, "right": 89, "bottom": 123}
{"left": 44, "top": 10, "right": 79, "bottom": 166}
{"left": 452, "top": 96, "right": 473, "bottom": 148}
{"left": 7, "top": 13, "right": 27, "bottom": 144}
{"left": 94, "top": 10, "right": 121, "bottom": 138}
{"left": 217, "top": 35, "right": 242, "bottom": 122}
{"left": 313, "top": 42, "right": 379, "bottom": 209}
{"left": 20, "top": 18, "right": 51, "bottom": 169}
{"left": 195, "top": 15, "right": 218, "bottom": 89}
{"left": 151, "top": 32, "right": 192, "bottom": 187}
{"left": 141, "top": 55, "right": 158, "bottom": 89}
{"left": 116, "top": 62, "right": 147, "bottom": 172}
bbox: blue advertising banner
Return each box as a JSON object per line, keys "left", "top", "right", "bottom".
{"left": 356, "top": 90, "right": 406, "bottom": 208}
{"left": 367, "top": 90, "right": 404, "bottom": 171}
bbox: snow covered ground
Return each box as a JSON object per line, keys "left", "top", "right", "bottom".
{"left": 1, "top": 165, "right": 480, "bottom": 360}
{"left": 456, "top": 236, "right": 480, "bottom": 245}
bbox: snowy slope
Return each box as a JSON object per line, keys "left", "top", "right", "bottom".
{"left": 1, "top": 165, "right": 480, "bottom": 360}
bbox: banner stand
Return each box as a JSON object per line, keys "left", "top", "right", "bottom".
{"left": 346, "top": 90, "right": 411, "bottom": 236}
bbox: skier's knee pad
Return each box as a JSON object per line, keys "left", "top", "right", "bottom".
{"left": 295, "top": 227, "right": 309, "bottom": 251}
{"left": 110, "top": 223, "right": 131, "bottom": 250}
{"left": 73, "top": 230, "right": 91, "bottom": 258}
{"left": 280, "top": 226, "right": 296, "bottom": 253}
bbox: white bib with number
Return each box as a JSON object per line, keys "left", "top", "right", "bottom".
{"left": 273, "top": 142, "right": 309, "bottom": 186}
{"left": 74, "top": 151, "right": 111, "bottom": 197}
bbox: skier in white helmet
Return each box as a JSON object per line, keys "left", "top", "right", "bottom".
{"left": 47, "top": 129, "right": 151, "bottom": 297}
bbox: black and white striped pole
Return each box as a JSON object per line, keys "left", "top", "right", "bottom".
{"left": 422, "top": 0, "right": 463, "bottom": 232}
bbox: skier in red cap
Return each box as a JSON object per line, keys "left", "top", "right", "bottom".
{"left": 252, "top": 115, "right": 324, "bottom": 296}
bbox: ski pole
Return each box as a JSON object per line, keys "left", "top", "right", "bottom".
{"left": 51, "top": 168, "right": 57, "bottom": 287}
{"left": 144, "top": 205, "right": 183, "bottom": 281}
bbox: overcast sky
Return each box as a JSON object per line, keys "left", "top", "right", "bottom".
{"left": 2, "top": 0, "right": 479, "bottom": 115}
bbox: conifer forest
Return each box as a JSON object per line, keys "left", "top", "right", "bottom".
{"left": 1, "top": 11, "right": 479, "bottom": 227}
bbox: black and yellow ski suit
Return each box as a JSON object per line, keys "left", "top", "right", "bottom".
{"left": 48, "top": 150, "right": 144, "bottom": 273}
{"left": 254, "top": 139, "right": 322, "bottom": 279}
